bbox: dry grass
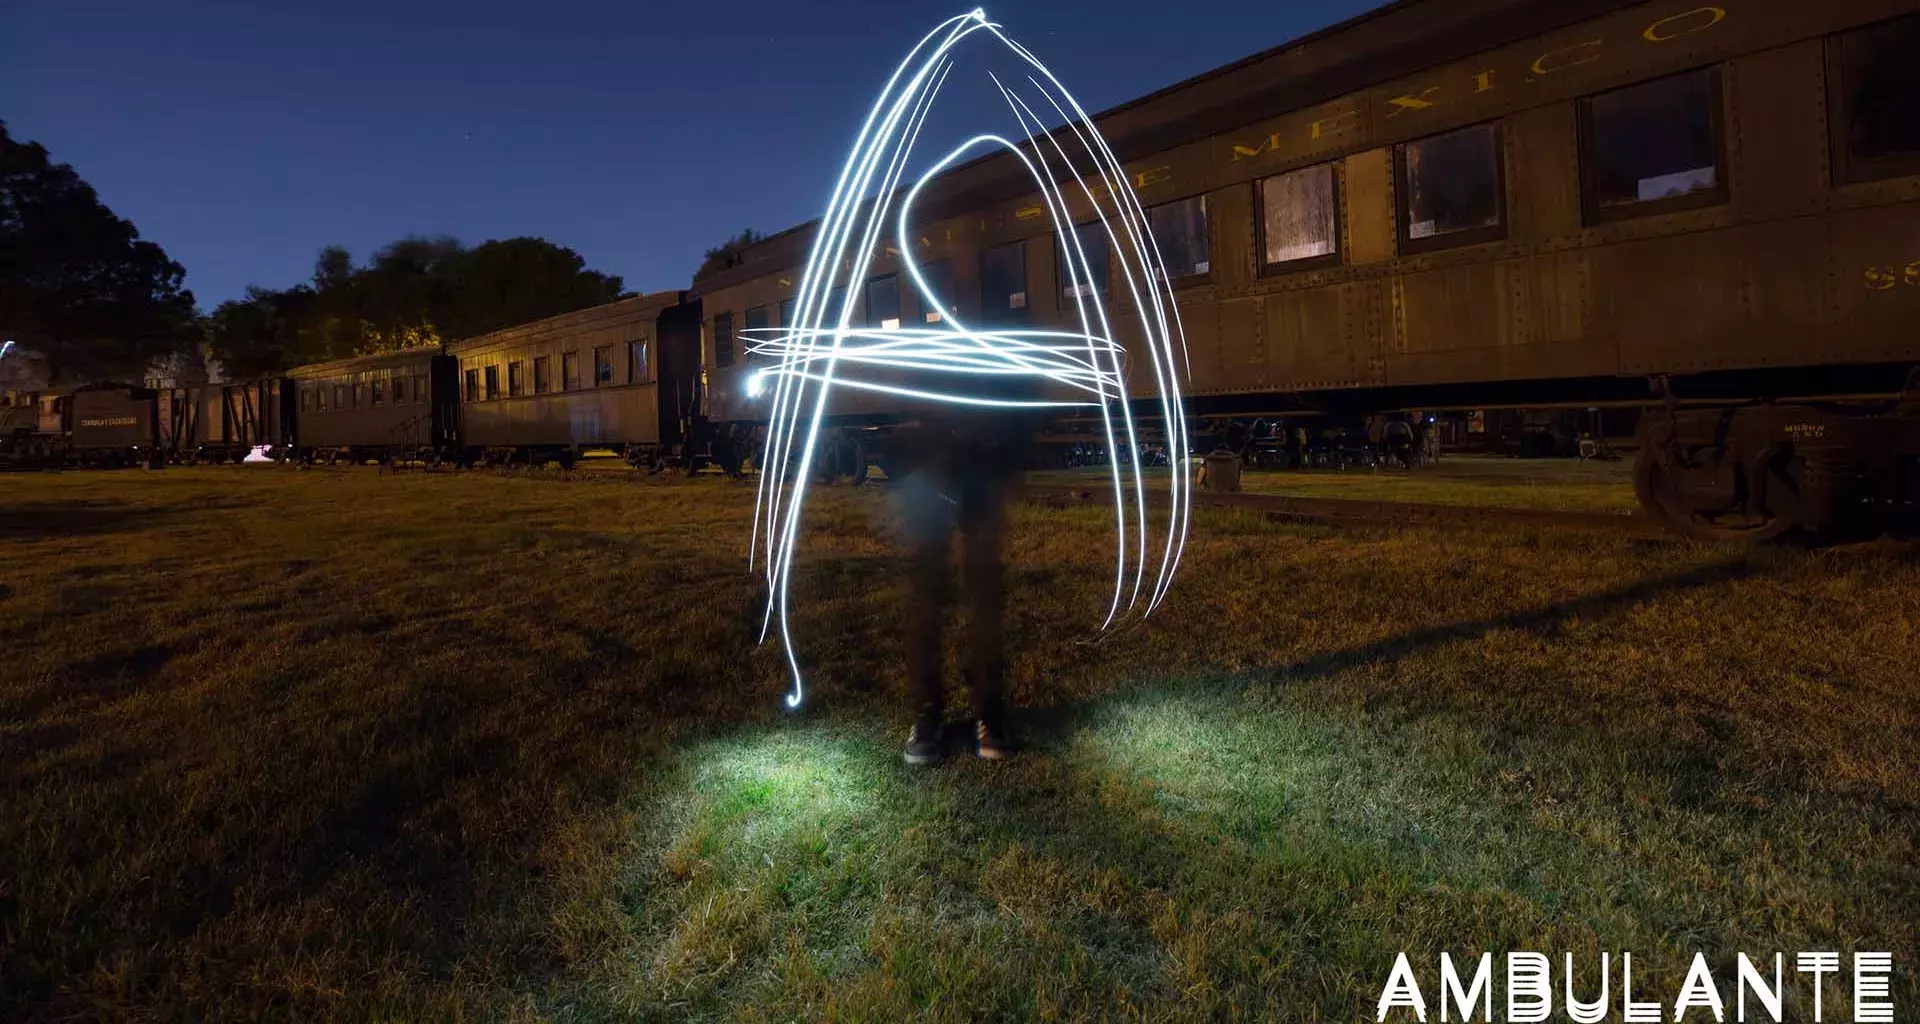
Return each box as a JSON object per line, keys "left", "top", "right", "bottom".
{"left": 1, "top": 466, "right": 1914, "bottom": 1022}
{"left": 1035, "top": 453, "right": 1638, "bottom": 512}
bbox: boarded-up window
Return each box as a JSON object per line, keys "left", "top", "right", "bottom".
{"left": 562, "top": 352, "right": 580, "bottom": 390}
{"left": 713, "top": 313, "right": 734, "bottom": 367}
{"left": 1831, "top": 12, "right": 1920, "bottom": 183}
{"left": 864, "top": 277, "right": 901, "bottom": 329}
{"left": 1581, "top": 69, "right": 1725, "bottom": 221}
{"left": 1260, "top": 163, "right": 1338, "bottom": 268}
{"left": 1058, "top": 222, "right": 1110, "bottom": 301}
{"left": 412, "top": 375, "right": 426, "bottom": 403}
{"left": 334, "top": 384, "right": 347, "bottom": 409}
{"left": 594, "top": 346, "right": 613, "bottom": 385}
{"left": 533, "top": 356, "right": 551, "bottom": 394}
{"left": 1148, "top": 195, "right": 1210, "bottom": 280}
{"left": 508, "top": 361, "right": 525, "bottom": 398}
{"left": 464, "top": 369, "right": 478, "bottom": 403}
{"left": 1397, "top": 123, "right": 1504, "bottom": 251}
{"left": 301, "top": 388, "right": 311, "bottom": 413}
{"left": 917, "top": 259, "right": 953, "bottom": 323}
{"left": 371, "top": 378, "right": 386, "bottom": 406}
{"left": 483, "top": 366, "right": 499, "bottom": 400}
{"left": 980, "top": 241, "right": 1026, "bottom": 323}
{"left": 391, "top": 377, "right": 405, "bottom": 403}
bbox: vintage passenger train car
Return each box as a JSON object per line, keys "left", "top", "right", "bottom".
{"left": 692, "top": 0, "right": 1920, "bottom": 541}
{"left": 442, "top": 290, "right": 703, "bottom": 469}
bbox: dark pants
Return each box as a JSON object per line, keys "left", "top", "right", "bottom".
{"left": 898, "top": 419, "right": 1023, "bottom": 722}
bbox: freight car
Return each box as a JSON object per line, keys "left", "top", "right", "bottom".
{"left": 690, "top": 0, "right": 1920, "bottom": 541}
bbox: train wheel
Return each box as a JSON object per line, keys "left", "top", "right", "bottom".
{"left": 1633, "top": 447, "right": 1799, "bottom": 544}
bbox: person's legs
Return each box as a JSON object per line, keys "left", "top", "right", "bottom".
{"left": 899, "top": 465, "right": 952, "bottom": 764}
{"left": 959, "top": 467, "right": 1016, "bottom": 758}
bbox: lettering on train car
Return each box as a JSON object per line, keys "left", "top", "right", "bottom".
{"left": 79, "top": 416, "right": 138, "bottom": 428}
{"left": 1862, "top": 262, "right": 1920, "bottom": 290}
{"left": 1225, "top": 4, "right": 1731, "bottom": 163}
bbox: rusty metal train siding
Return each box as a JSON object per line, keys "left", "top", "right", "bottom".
{"left": 693, "top": 0, "right": 1920, "bottom": 423}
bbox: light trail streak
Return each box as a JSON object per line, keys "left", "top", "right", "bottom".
{"left": 746, "top": 9, "right": 1191, "bottom": 708}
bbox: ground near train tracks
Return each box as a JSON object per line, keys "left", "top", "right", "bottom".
{"left": 2, "top": 467, "right": 1915, "bottom": 1022}
{"left": 1032, "top": 452, "right": 1640, "bottom": 513}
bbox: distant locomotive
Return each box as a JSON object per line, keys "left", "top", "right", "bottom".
{"left": 6, "top": 0, "right": 1919, "bottom": 545}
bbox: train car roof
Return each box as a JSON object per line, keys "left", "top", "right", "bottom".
{"left": 443, "top": 289, "right": 690, "bottom": 356}
{"left": 285, "top": 347, "right": 446, "bottom": 380}
{"left": 692, "top": 0, "right": 1641, "bottom": 294}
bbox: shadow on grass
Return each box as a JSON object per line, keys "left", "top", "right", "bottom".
{"left": 0, "top": 498, "right": 256, "bottom": 539}
{"left": 1017, "top": 556, "right": 1765, "bottom": 746}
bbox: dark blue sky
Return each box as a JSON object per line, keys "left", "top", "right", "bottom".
{"left": 3, "top": 0, "right": 1376, "bottom": 310}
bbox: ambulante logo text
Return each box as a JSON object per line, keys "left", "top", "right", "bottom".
{"left": 1376, "top": 951, "right": 1895, "bottom": 1022}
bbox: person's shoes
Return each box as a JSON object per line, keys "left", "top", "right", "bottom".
{"left": 904, "top": 714, "right": 945, "bottom": 766}
{"left": 975, "top": 714, "right": 1016, "bottom": 760}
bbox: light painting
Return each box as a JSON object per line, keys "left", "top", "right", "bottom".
{"left": 745, "top": 10, "right": 1193, "bottom": 708}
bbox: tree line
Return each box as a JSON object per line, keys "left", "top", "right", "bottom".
{"left": 1, "top": 121, "right": 633, "bottom": 386}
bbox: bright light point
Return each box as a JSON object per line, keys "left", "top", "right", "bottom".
{"left": 0, "top": 340, "right": 14, "bottom": 359}
{"left": 749, "top": 11, "right": 1192, "bottom": 710}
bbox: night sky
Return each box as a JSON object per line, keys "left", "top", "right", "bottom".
{"left": 3, "top": 0, "right": 1377, "bottom": 309}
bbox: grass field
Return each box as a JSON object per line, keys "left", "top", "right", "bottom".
{"left": 1034, "top": 453, "right": 1639, "bottom": 512}
{"left": 2, "top": 466, "right": 1914, "bottom": 1022}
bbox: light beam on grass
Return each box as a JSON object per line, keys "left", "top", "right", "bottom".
{"left": 744, "top": 9, "right": 1192, "bottom": 708}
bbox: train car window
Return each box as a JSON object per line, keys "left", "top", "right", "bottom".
{"left": 1259, "top": 164, "right": 1339, "bottom": 270}
{"left": 333, "top": 384, "right": 347, "bottom": 409}
{"left": 562, "top": 351, "right": 580, "bottom": 390}
{"left": 713, "top": 313, "right": 735, "bottom": 367}
{"left": 778, "top": 297, "right": 796, "bottom": 328}
{"left": 1830, "top": 12, "right": 1920, "bottom": 183}
{"left": 300, "top": 388, "right": 311, "bottom": 413}
{"left": 1147, "top": 195, "right": 1210, "bottom": 281}
{"left": 630, "top": 340, "right": 651, "bottom": 384}
{"left": 392, "top": 378, "right": 406, "bottom": 403}
{"left": 980, "top": 241, "right": 1027, "bottom": 323}
{"left": 412, "top": 375, "right": 426, "bottom": 403}
{"left": 464, "top": 369, "right": 479, "bottom": 403}
{"left": 864, "top": 277, "right": 901, "bottom": 330}
{"left": 1396, "top": 122, "right": 1506, "bottom": 252}
{"left": 316, "top": 386, "right": 327, "bottom": 412}
{"left": 742, "top": 306, "right": 772, "bottom": 362}
{"left": 484, "top": 366, "right": 499, "bottom": 401}
{"left": 594, "top": 346, "right": 613, "bottom": 385}
{"left": 508, "top": 361, "right": 526, "bottom": 398}
{"left": 918, "top": 259, "right": 953, "bottom": 323}
{"left": 533, "top": 355, "right": 551, "bottom": 394}
{"left": 1058, "top": 222, "right": 1111, "bottom": 301}
{"left": 371, "top": 379, "right": 386, "bottom": 406}
{"left": 1579, "top": 68, "right": 1725, "bottom": 223}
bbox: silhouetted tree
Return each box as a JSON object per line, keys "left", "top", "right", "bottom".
{"left": 207, "top": 236, "right": 625, "bottom": 373}
{"left": 695, "top": 228, "right": 765, "bottom": 281}
{"left": 0, "top": 120, "right": 199, "bottom": 383}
